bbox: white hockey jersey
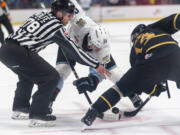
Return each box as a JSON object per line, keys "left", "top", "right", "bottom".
{"left": 67, "top": 0, "right": 111, "bottom": 65}
{"left": 64, "top": 0, "right": 123, "bottom": 83}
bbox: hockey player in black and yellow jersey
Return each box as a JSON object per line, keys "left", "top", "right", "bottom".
{"left": 73, "top": 13, "right": 180, "bottom": 126}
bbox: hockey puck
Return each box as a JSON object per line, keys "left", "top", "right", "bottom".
{"left": 112, "top": 107, "right": 120, "bottom": 114}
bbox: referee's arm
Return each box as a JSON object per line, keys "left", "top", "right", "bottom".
{"left": 53, "top": 28, "right": 99, "bottom": 69}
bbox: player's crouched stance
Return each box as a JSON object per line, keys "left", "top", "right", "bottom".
{"left": 74, "top": 13, "right": 180, "bottom": 126}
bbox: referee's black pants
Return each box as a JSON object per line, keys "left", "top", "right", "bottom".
{"left": 0, "top": 39, "right": 59, "bottom": 116}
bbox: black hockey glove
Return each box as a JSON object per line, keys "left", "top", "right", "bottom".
{"left": 149, "top": 82, "right": 167, "bottom": 97}
{"left": 73, "top": 75, "right": 99, "bottom": 94}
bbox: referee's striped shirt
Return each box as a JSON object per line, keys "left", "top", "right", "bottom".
{"left": 7, "top": 12, "right": 99, "bottom": 68}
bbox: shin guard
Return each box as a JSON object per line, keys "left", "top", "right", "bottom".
{"left": 92, "top": 86, "right": 123, "bottom": 113}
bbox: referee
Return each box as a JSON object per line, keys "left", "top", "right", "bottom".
{"left": 0, "top": 0, "right": 110, "bottom": 127}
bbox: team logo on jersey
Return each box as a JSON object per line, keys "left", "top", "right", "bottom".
{"left": 135, "top": 47, "right": 142, "bottom": 54}
{"left": 76, "top": 18, "right": 86, "bottom": 27}
{"left": 103, "top": 56, "right": 110, "bottom": 64}
{"left": 140, "top": 33, "right": 156, "bottom": 45}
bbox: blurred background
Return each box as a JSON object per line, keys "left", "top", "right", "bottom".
{"left": 0, "top": 0, "right": 174, "bottom": 29}
{"left": 4, "top": 0, "right": 180, "bottom": 24}
{"left": 5, "top": 0, "right": 180, "bottom": 9}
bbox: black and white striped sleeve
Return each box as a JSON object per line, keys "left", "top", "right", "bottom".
{"left": 53, "top": 27, "right": 99, "bottom": 69}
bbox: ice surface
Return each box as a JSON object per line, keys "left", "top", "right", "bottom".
{"left": 0, "top": 21, "right": 180, "bottom": 135}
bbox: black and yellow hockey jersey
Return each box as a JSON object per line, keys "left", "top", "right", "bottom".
{"left": 130, "top": 13, "right": 180, "bottom": 66}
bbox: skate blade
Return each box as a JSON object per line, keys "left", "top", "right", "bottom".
{"left": 28, "top": 119, "right": 56, "bottom": 127}
{"left": 81, "top": 125, "right": 89, "bottom": 132}
{"left": 11, "top": 111, "right": 29, "bottom": 120}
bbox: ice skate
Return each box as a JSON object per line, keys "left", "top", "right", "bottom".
{"left": 29, "top": 114, "right": 56, "bottom": 127}
{"left": 81, "top": 108, "right": 98, "bottom": 126}
{"left": 11, "top": 108, "right": 29, "bottom": 120}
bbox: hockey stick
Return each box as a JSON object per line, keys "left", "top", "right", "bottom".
{"left": 40, "top": 2, "right": 46, "bottom": 9}
{"left": 59, "top": 47, "right": 123, "bottom": 121}
{"left": 39, "top": 1, "right": 93, "bottom": 104}
{"left": 39, "top": 1, "right": 91, "bottom": 105}
{"left": 60, "top": 47, "right": 92, "bottom": 105}
{"left": 123, "top": 95, "right": 152, "bottom": 117}
{"left": 123, "top": 80, "right": 170, "bottom": 117}
{"left": 60, "top": 44, "right": 150, "bottom": 118}
{"left": 40, "top": 2, "right": 48, "bottom": 12}
{"left": 166, "top": 80, "right": 171, "bottom": 98}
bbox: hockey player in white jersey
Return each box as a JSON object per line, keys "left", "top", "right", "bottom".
{"left": 49, "top": 0, "right": 143, "bottom": 114}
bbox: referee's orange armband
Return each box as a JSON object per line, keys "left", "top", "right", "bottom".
{"left": 1, "top": 1, "right": 6, "bottom": 8}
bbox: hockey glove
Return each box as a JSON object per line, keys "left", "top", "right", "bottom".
{"left": 149, "top": 82, "right": 167, "bottom": 97}
{"left": 73, "top": 75, "right": 99, "bottom": 94}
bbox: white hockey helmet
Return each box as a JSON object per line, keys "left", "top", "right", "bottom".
{"left": 88, "top": 26, "right": 110, "bottom": 48}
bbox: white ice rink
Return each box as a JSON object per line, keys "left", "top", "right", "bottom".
{"left": 0, "top": 21, "right": 180, "bottom": 135}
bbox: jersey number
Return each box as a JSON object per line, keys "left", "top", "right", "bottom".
{"left": 27, "top": 21, "right": 40, "bottom": 33}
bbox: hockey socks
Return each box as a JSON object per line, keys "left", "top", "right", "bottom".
{"left": 92, "top": 86, "right": 123, "bottom": 113}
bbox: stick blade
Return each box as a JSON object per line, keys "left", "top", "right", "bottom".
{"left": 124, "top": 111, "right": 137, "bottom": 117}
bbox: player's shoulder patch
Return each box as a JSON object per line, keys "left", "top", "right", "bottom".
{"left": 76, "top": 18, "right": 86, "bottom": 27}
{"left": 103, "top": 55, "right": 110, "bottom": 64}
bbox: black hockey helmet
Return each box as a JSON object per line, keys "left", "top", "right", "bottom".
{"left": 131, "top": 24, "right": 146, "bottom": 43}
{"left": 51, "top": 0, "right": 75, "bottom": 15}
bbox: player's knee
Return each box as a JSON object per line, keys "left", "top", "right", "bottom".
{"left": 56, "top": 63, "right": 71, "bottom": 80}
